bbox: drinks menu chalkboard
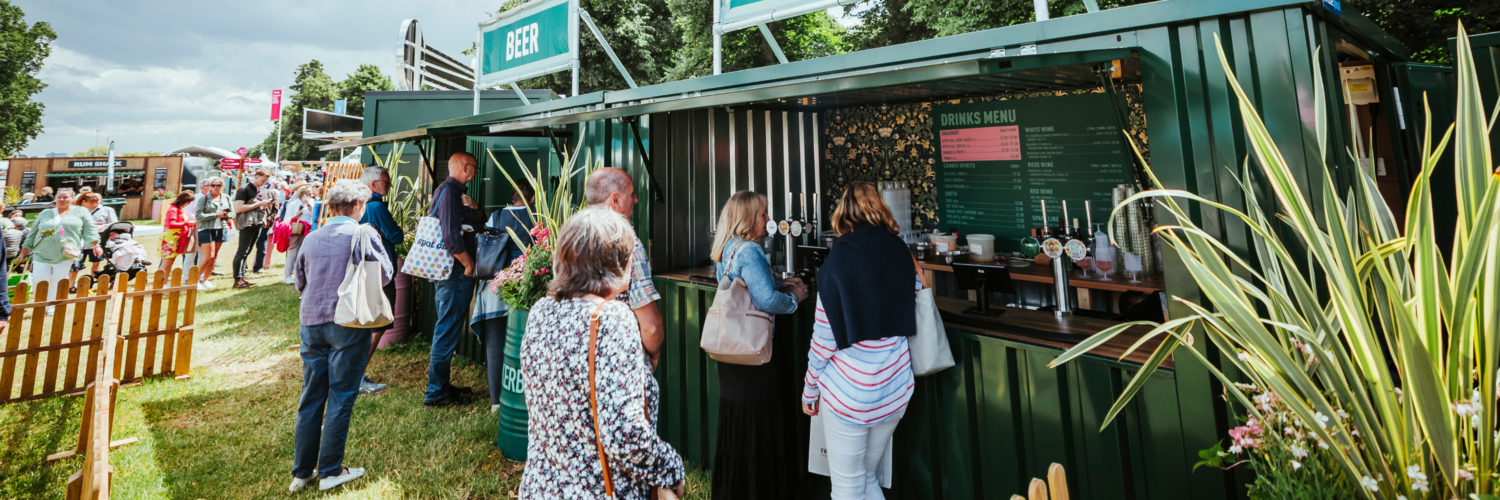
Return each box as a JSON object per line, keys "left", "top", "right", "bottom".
{"left": 934, "top": 93, "right": 1135, "bottom": 253}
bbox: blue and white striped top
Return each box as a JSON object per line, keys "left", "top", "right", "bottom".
{"left": 801, "top": 275, "right": 921, "bottom": 427}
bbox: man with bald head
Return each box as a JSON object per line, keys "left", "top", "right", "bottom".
{"left": 584, "top": 167, "right": 665, "bottom": 368}
{"left": 424, "top": 151, "right": 484, "bottom": 408}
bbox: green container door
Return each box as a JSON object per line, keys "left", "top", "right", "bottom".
{"left": 497, "top": 308, "right": 531, "bottom": 461}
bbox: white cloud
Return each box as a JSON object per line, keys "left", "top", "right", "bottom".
{"left": 13, "top": 0, "right": 494, "bottom": 157}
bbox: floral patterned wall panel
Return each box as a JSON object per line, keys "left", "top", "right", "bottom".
{"left": 819, "top": 85, "right": 1147, "bottom": 233}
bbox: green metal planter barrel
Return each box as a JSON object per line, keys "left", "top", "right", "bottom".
{"left": 497, "top": 309, "right": 530, "bottom": 461}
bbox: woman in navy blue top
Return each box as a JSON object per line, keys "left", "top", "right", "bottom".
{"left": 708, "top": 191, "right": 809, "bottom": 500}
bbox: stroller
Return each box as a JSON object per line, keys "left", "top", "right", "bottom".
{"left": 95, "top": 221, "right": 151, "bottom": 281}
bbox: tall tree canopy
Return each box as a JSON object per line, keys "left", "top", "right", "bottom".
{"left": 1347, "top": 0, "right": 1499, "bottom": 63}
{"left": 0, "top": 1, "right": 54, "bottom": 158}
{"left": 665, "top": 0, "right": 848, "bottom": 80}
{"left": 251, "top": 61, "right": 393, "bottom": 161}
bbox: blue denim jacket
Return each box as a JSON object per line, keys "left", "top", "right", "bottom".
{"left": 714, "top": 237, "right": 798, "bottom": 316}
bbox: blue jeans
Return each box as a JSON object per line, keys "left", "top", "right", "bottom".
{"left": 292, "top": 322, "right": 372, "bottom": 479}
{"left": 425, "top": 262, "right": 475, "bottom": 403}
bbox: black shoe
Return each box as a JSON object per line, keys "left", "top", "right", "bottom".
{"left": 448, "top": 385, "right": 474, "bottom": 396}
{"left": 423, "top": 391, "right": 476, "bottom": 408}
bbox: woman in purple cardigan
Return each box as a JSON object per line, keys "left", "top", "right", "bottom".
{"left": 288, "top": 179, "right": 392, "bottom": 493}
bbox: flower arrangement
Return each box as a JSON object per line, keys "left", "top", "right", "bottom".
{"left": 152, "top": 188, "right": 173, "bottom": 200}
{"left": 1054, "top": 26, "right": 1500, "bottom": 498}
{"left": 484, "top": 142, "right": 595, "bottom": 311}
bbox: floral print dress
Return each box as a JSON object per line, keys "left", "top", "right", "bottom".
{"left": 519, "top": 297, "right": 684, "bottom": 499}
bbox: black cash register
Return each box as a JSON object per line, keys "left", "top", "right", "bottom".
{"left": 952, "top": 260, "right": 1015, "bottom": 316}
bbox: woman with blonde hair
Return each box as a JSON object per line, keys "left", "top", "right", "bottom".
{"left": 707, "top": 190, "right": 807, "bottom": 499}
{"left": 520, "top": 207, "right": 685, "bottom": 499}
{"left": 801, "top": 182, "right": 920, "bottom": 499}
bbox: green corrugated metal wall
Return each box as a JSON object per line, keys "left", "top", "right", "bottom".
{"left": 655, "top": 278, "right": 1209, "bottom": 499}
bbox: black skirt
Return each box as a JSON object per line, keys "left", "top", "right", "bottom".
{"left": 712, "top": 352, "right": 800, "bottom": 500}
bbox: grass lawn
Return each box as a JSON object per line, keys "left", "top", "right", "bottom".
{"left": 0, "top": 235, "right": 711, "bottom": 499}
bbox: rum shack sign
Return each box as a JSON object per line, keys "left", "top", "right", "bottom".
{"left": 68, "top": 159, "right": 126, "bottom": 169}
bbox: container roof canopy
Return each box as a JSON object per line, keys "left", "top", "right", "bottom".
{"left": 476, "top": 48, "right": 1135, "bottom": 133}
{"left": 321, "top": 0, "right": 1406, "bottom": 151}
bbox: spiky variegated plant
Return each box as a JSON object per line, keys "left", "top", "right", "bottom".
{"left": 367, "top": 143, "right": 430, "bottom": 257}
{"left": 1053, "top": 26, "right": 1500, "bottom": 498}
{"left": 484, "top": 142, "right": 598, "bottom": 310}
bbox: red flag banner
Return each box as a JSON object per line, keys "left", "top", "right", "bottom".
{"left": 271, "top": 89, "right": 283, "bottom": 121}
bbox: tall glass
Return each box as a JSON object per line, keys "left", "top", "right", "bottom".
{"left": 1124, "top": 252, "right": 1143, "bottom": 283}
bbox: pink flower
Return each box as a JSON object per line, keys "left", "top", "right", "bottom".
{"left": 1227, "top": 418, "right": 1264, "bottom": 454}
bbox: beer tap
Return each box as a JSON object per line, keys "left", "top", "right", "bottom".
{"left": 1040, "top": 199, "right": 1072, "bottom": 316}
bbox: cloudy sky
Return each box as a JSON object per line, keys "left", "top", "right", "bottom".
{"left": 14, "top": 0, "right": 496, "bottom": 157}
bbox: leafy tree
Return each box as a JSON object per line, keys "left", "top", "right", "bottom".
{"left": 1346, "top": 0, "right": 1499, "bottom": 63}
{"left": 72, "top": 145, "right": 162, "bottom": 156}
{"left": 251, "top": 60, "right": 393, "bottom": 161}
{"left": 665, "top": 0, "right": 849, "bottom": 80}
{"left": 0, "top": 1, "right": 54, "bottom": 158}
{"left": 338, "top": 63, "right": 393, "bottom": 116}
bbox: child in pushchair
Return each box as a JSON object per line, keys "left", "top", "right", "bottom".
{"left": 96, "top": 221, "right": 151, "bottom": 280}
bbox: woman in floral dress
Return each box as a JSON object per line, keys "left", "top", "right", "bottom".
{"left": 159, "top": 190, "right": 196, "bottom": 274}
{"left": 520, "top": 207, "right": 684, "bottom": 499}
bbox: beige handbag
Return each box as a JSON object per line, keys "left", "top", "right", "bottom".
{"left": 335, "top": 225, "right": 394, "bottom": 329}
{"left": 700, "top": 242, "right": 774, "bottom": 365}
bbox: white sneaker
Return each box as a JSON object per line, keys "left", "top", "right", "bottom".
{"left": 491, "top": 404, "right": 501, "bottom": 412}
{"left": 288, "top": 476, "right": 313, "bottom": 492}
{"left": 199, "top": 280, "right": 215, "bottom": 290}
{"left": 319, "top": 467, "right": 365, "bottom": 491}
{"left": 282, "top": 277, "right": 295, "bottom": 285}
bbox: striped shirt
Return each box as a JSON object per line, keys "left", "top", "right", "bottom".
{"left": 801, "top": 275, "right": 922, "bottom": 427}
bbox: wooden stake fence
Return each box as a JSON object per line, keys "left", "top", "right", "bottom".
{"left": 0, "top": 267, "right": 200, "bottom": 500}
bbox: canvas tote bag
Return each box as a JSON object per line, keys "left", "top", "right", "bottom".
{"left": 400, "top": 188, "right": 454, "bottom": 281}
{"left": 336, "top": 225, "right": 395, "bottom": 329}
{"left": 909, "top": 255, "right": 956, "bottom": 376}
{"left": 699, "top": 241, "right": 775, "bottom": 365}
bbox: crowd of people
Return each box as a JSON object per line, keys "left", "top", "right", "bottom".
{"left": 279, "top": 150, "right": 917, "bottom": 499}
{"left": 0, "top": 154, "right": 921, "bottom": 497}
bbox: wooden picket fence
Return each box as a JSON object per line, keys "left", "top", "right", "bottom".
{"left": 0, "top": 267, "right": 199, "bottom": 403}
{"left": 0, "top": 267, "right": 199, "bottom": 500}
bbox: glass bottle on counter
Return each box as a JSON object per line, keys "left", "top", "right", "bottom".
{"left": 1020, "top": 228, "right": 1041, "bottom": 257}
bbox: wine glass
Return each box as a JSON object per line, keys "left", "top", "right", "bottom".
{"left": 1123, "top": 252, "right": 1143, "bottom": 283}
{"left": 1075, "top": 256, "right": 1094, "bottom": 277}
{"left": 1094, "top": 250, "right": 1114, "bottom": 280}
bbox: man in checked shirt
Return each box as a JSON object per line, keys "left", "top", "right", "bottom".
{"left": 583, "top": 168, "right": 665, "bottom": 369}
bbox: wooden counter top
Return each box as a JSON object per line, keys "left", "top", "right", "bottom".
{"left": 654, "top": 268, "right": 1168, "bottom": 368}
{"left": 934, "top": 297, "right": 1169, "bottom": 368}
{"left": 917, "top": 254, "right": 1166, "bottom": 294}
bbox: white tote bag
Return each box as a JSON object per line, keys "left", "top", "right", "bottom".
{"left": 336, "top": 226, "right": 395, "bottom": 329}
{"left": 399, "top": 188, "right": 454, "bottom": 281}
{"left": 909, "top": 255, "right": 956, "bottom": 376}
{"left": 808, "top": 413, "right": 893, "bottom": 488}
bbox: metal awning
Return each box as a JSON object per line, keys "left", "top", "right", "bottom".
{"left": 316, "top": 128, "right": 430, "bottom": 151}
{"left": 46, "top": 170, "right": 145, "bottom": 178}
{"left": 483, "top": 48, "right": 1135, "bottom": 133}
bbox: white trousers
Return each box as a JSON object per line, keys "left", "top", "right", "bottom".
{"left": 822, "top": 400, "right": 905, "bottom": 500}
{"left": 31, "top": 259, "right": 73, "bottom": 310}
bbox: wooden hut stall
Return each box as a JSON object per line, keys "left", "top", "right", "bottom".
{"left": 326, "top": 1, "right": 1435, "bottom": 498}
{"left": 5, "top": 155, "right": 186, "bottom": 220}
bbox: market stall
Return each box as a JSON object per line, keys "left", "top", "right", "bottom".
{"left": 324, "top": 1, "right": 1428, "bottom": 497}
{"left": 4, "top": 155, "right": 186, "bottom": 220}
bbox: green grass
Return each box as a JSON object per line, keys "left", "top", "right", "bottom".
{"left": 1, "top": 241, "right": 711, "bottom": 499}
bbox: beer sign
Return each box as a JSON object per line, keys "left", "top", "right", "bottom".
{"left": 477, "top": 0, "right": 578, "bottom": 90}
